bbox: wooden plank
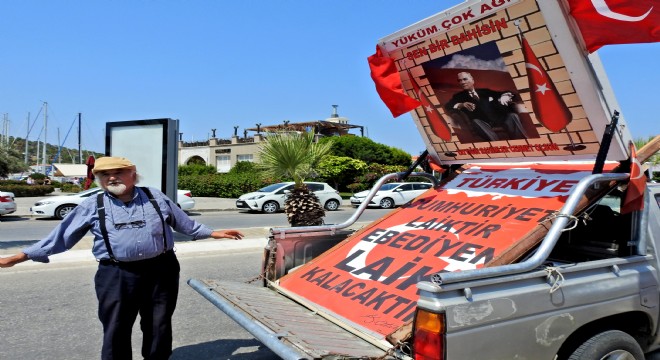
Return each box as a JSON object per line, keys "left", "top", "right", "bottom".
{"left": 200, "top": 279, "right": 388, "bottom": 359}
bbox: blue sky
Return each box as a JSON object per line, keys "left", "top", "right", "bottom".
{"left": 1, "top": 1, "right": 658, "bottom": 158}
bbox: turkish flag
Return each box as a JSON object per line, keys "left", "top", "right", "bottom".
{"left": 567, "top": 0, "right": 660, "bottom": 53}
{"left": 84, "top": 155, "right": 95, "bottom": 190}
{"left": 407, "top": 71, "right": 452, "bottom": 141}
{"left": 521, "top": 36, "right": 573, "bottom": 132}
{"left": 621, "top": 142, "right": 646, "bottom": 214}
{"left": 368, "top": 46, "right": 421, "bottom": 117}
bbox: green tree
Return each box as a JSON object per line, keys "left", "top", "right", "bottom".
{"left": 317, "top": 155, "right": 368, "bottom": 191}
{"left": 257, "top": 131, "right": 333, "bottom": 226}
{"left": 319, "top": 136, "right": 411, "bottom": 167}
{"left": 634, "top": 135, "right": 660, "bottom": 181}
{"left": 0, "top": 147, "right": 29, "bottom": 177}
{"left": 349, "top": 163, "right": 408, "bottom": 192}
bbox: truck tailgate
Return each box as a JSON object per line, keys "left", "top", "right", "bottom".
{"left": 188, "top": 278, "right": 390, "bottom": 360}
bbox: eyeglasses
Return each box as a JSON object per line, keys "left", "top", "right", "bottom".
{"left": 114, "top": 220, "right": 146, "bottom": 230}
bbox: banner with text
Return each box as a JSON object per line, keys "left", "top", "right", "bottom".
{"left": 279, "top": 163, "right": 596, "bottom": 339}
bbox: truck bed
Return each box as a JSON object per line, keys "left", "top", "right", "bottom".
{"left": 188, "top": 279, "right": 390, "bottom": 360}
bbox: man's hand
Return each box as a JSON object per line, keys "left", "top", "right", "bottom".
{"left": 499, "top": 92, "right": 514, "bottom": 106}
{"left": 210, "top": 230, "right": 244, "bottom": 240}
{"left": 460, "top": 102, "right": 476, "bottom": 111}
{"left": 0, "top": 253, "right": 29, "bottom": 268}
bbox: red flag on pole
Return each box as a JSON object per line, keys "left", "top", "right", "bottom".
{"left": 368, "top": 46, "right": 421, "bottom": 117}
{"left": 566, "top": 0, "right": 659, "bottom": 53}
{"left": 407, "top": 71, "right": 452, "bottom": 141}
{"left": 521, "top": 36, "right": 572, "bottom": 133}
{"left": 84, "top": 155, "right": 95, "bottom": 190}
{"left": 621, "top": 142, "right": 646, "bottom": 214}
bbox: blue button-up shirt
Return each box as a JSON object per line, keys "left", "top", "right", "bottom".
{"left": 23, "top": 187, "right": 213, "bottom": 263}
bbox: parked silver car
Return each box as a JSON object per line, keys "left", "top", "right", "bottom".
{"left": 350, "top": 182, "right": 433, "bottom": 209}
{"left": 236, "top": 182, "right": 342, "bottom": 213}
{"left": 0, "top": 191, "right": 17, "bottom": 216}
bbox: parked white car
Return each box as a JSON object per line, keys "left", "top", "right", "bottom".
{"left": 31, "top": 188, "right": 196, "bottom": 219}
{"left": 0, "top": 191, "right": 17, "bottom": 216}
{"left": 236, "top": 182, "right": 342, "bottom": 213}
{"left": 350, "top": 182, "right": 433, "bottom": 209}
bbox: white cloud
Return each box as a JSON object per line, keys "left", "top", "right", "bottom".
{"left": 441, "top": 54, "right": 507, "bottom": 71}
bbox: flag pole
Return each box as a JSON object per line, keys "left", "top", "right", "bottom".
{"left": 562, "top": 128, "right": 587, "bottom": 151}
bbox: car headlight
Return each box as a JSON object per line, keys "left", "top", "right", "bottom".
{"left": 246, "top": 195, "right": 265, "bottom": 200}
{"left": 34, "top": 201, "right": 55, "bottom": 206}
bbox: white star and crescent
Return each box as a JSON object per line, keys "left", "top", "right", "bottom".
{"left": 631, "top": 157, "right": 644, "bottom": 180}
{"left": 525, "top": 62, "right": 552, "bottom": 95}
{"left": 535, "top": 83, "right": 550, "bottom": 95}
{"left": 591, "top": 0, "right": 653, "bottom": 22}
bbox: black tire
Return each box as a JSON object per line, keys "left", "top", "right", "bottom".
{"left": 379, "top": 197, "right": 395, "bottom": 209}
{"left": 324, "top": 199, "right": 340, "bottom": 211}
{"left": 568, "top": 330, "right": 643, "bottom": 360}
{"left": 262, "top": 201, "right": 279, "bottom": 214}
{"left": 55, "top": 204, "right": 77, "bottom": 220}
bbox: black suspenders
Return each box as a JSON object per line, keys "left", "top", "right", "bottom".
{"left": 96, "top": 187, "right": 169, "bottom": 262}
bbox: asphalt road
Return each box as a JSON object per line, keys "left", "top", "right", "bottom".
{"left": 0, "top": 250, "right": 279, "bottom": 360}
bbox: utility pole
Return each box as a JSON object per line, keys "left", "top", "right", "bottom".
{"left": 2, "top": 113, "right": 9, "bottom": 148}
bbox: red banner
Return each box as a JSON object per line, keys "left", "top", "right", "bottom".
{"left": 279, "top": 164, "right": 596, "bottom": 338}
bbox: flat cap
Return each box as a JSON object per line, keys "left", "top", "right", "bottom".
{"left": 92, "top": 157, "right": 136, "bottom": 174}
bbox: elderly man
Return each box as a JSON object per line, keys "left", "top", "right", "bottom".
{"left": 0, "top": 156, "right": 243, "bottom": 360}
{"left": 445, "top": 71, "right": 529, "bottom": 141}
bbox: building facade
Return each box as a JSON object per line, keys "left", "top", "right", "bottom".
{"left": 178, "top": 106, "right": 365, "bottom": 172}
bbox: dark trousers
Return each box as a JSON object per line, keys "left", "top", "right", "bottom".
{"left": 95, "top": 250, "right": 180, "bottom": 360}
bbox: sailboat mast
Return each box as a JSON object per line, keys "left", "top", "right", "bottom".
{"left": 42, "top": 102, "right": 48, "bottom": 174}
{"left": 78, "top": 113, "right": 82, "bottom": 164}
{"left": 24, "top": 112, "right": 30, "bottom": 164}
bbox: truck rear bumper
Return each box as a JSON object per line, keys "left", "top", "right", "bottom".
{"left": 188, "top": 278, "right": 390, "bottom": 360}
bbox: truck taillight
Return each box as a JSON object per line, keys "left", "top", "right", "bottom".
{"left": 413, "top": 309, "right": 446, "bottom": 360}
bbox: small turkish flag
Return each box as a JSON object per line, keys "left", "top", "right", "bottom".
{"left": 407, "top": 71, "right": 452, "bottom": 141}
{"left": 521, "top": 36, "right": 572, "bottom": 132}
{"left": 368, "top": 46, "right": 421, "bottom": 117}
{"left": 621, "top": 142, "right": 647, "bottom": 214}
{"left": 567, "top": 0, "right": 660, "bottom": 53}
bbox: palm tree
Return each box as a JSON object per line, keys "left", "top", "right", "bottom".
{"left": 257, "top": 131, "right": 333, "bottom": 226}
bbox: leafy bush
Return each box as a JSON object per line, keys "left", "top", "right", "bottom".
{"left": 228, "top": 161, "right": 258, "bottom": 175}
{"left": 0, "top": 182, "right": 53, "bottom": 197}
{"left": 30, "top": 173, "right": 47, "bottom": 181}
{"left": 178, "top": 164, "right": 217, "bottom": 176}
{"left": 178, "top": 172, "right": 273, "bottom": 198}
{"left": 60, "top": 183, "right": 85, "bottom": 193}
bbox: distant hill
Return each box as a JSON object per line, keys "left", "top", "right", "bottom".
{"left": 6, "top": 136, "right": 103, "bottom": 165}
